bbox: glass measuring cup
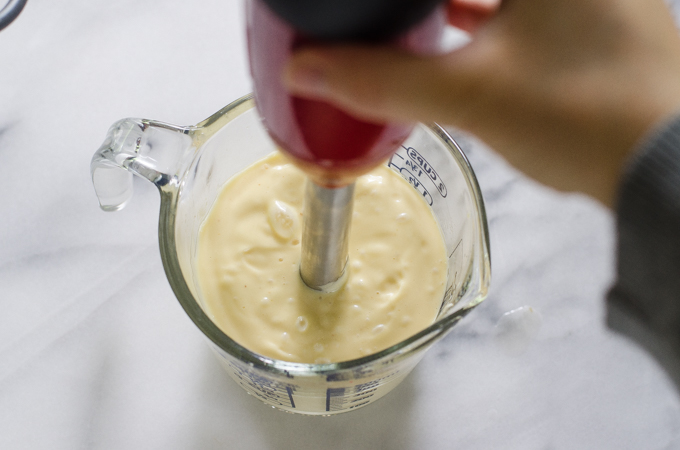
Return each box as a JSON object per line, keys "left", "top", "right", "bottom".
{"left": 90, "top": 94, "right": 491, "bottom": 415}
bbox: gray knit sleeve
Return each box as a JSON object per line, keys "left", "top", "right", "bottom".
{"left": 607, "top": 113, "right": 680, "bottom": 389}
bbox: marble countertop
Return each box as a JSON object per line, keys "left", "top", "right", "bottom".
{"left": 1, "top": 1, "right": 679, "bottom": 448}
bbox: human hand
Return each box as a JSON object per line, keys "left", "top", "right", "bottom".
{"left": 284, "top": 0, "right": 680, "bottom": 206}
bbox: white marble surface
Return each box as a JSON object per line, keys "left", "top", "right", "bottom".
{"left": 2, "top": 0, "right": 680, "bottom": 448}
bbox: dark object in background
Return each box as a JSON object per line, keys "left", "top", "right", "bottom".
{"left": 262, "top": 0, "right": 444, "bottom": 41}
{"left": 0, "top": 0, "right": 27, "bottom": 31}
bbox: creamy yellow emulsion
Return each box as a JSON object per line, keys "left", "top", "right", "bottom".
{"left": 197, "top": 152, "right": 448, "bottom": 364}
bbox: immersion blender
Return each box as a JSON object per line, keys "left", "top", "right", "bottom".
{"left": 247, "top": 0, "right": 446, "bottom": 291}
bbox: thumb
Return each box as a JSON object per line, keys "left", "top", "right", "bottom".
{"left": 282, "top": 45, "right": 475, "bottom": 126}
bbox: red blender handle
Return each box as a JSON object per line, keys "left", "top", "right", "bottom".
{"left": 247, "top": 0, "right": 446, "bottom": 186}
{"left": 246, "top": 0, "right": 446, "bottom": 290}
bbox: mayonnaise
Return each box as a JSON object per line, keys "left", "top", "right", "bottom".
{"left": 197, "top": 152, "right": 447, "bottom": 364}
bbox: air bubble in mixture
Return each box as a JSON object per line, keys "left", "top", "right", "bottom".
{"left": 268, "top": 200, "right": 299, "bottom": 240}
{"left": 295, "top": 316, "right": 308, "bottom": 332}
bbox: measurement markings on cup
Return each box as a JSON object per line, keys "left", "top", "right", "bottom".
{"left": 388, "top": 147, "right": 448, "bottom": 206}
{"left": 228, "top": 360, "right": 298, "bottom": 408}
{"left": 403, "top": 146, "right": 447, "bottom": 197}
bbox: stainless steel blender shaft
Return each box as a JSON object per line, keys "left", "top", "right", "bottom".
{"left": 300, "top": 180, "right": 355, "bottom": 292}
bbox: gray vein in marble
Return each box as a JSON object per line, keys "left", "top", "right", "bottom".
{"left": 0, "top": 122, "right": 14, "bottom": 147}
{"left": 0, "top": 245, "right": 158, "bottom": 383}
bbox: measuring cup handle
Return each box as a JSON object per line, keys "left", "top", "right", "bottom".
{"left": 90, "top": 118, "right": 196, "bottom": 211}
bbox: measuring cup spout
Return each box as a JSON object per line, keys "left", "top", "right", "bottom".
{"left": 90, "top": 118, "right": 196, "bottom": 211}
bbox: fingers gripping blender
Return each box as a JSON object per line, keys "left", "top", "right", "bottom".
{"left": 247, "top": 0, "right": 447, "bottom": 291}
